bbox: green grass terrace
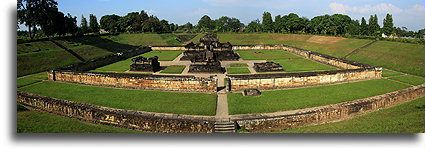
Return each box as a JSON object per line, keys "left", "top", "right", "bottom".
{"left": 228, "top": 79, "right": 411, "bottom": 115}
{"left": 19, "top": 81, "right": 217, "bottom": 116}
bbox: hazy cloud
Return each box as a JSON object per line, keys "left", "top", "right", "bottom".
{"left": 329, "top": 2, "right": 402, "bottom": 14}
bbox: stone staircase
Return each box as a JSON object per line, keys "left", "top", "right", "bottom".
{"left": 213, "top": 121, "right": 236, "bottom": 133}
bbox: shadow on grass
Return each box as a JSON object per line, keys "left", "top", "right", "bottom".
{"left": 63, "top": 35, "right": 140, "bottom": 53}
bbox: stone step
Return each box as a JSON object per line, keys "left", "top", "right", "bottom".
{"left": 214, "top": 130, "right": 236, "bottom": 133}
{"left": 213, "top": 121, "right": 236, "bottom": 133}
{"left": 214, "top": 124, "right": 235, "bottom": 128}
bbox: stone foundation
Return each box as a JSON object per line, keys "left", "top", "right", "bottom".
{"left": 48, "top": 70, "right": 217, "bottom": 92}
{"left": 228, "top": 68, "right": 381, "bottom": 91}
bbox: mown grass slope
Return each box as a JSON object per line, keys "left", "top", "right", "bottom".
{"left": 19, "top": 81, "right": 217, "bottom": 116}
{"left": 348, "top": 41, "right": 425, "bottom": 76}
{"left": 270, "top": 97, "right": 424, "bottom": 133}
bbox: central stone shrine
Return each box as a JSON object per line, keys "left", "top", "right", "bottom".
{"left": 183, "top": 33, "right": 239, "bottom": 73}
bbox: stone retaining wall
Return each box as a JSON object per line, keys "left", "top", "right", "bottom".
{"left": 17, "top": 91, "right": 215, "bottom": 133}
{"left": 230, "top": 84, "right": 425, "bottom": 133}
{"left": 49, "top": 70, "right": 217, "bottom": 92}
{"left": 228, "top": 68, "right": 381, "bottom": 91}
{"left": 151, "top": 46, "right": 187, "bottom": 51}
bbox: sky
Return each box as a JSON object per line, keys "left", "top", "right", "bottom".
{"left": 21, "top": 0, "right": 425, "bottom": 31}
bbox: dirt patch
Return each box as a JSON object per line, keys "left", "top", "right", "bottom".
{"left": 307, "top": 35, "right": 345, "bottom": 44}
{"left": 272, "top": 34, "right": 311, "bottom": 41}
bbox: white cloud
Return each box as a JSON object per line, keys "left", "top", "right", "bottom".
{"left": 145, "top": 9, "right": 157, "bottom": 15}
{"left": 329, "top": 2, "right": 402, "bottom": 14}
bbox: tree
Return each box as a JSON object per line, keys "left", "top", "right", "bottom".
{"left": 245, "top": 19, "right": 261, "bottom": 32}
{"left": 214, "top": 16, "right": 243, "bottom": 32}
{"left": 382, "top": 13, "right": 394, "bottom": 36}
{"left": 347, "top": 20, "right": 360, "bottom": 35}
{"left": 17, "top": 0, "right": 58, "bottom": 39}
{"left": 368, "top": 14, "right": 380, "bottom": 36}
{"left": 274, "top": 15, "right": 282, "bottom": 32}
{"left": 360, "top": 17, "right": 368, "bottom": 35}
{"left": 40, "top": 8, "right": 65, "bottom": 37}
{"left": 89, "top": 14, "right": 99, "bottom": 33}
{"left": 64, "top": 13, "right": 78, "bottom": 35}
{"left": 197, "top": 15, "right": 214, "bottom": 32}
{"left": 100, "top": 14, "right": 120, "bottom": 33}
{"left": 80, "top": 15, "right": 89, "bottom": 34}
{"left": 262, "top": 12, "right": 273, "bottom": 32}
{"left": 182, "top": 22, "right": 193, "bottom": 32}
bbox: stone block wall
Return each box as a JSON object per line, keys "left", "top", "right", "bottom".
{"left": 230, "top": 84, "right": 425, "bottom": 133}
{"left": 17, "top": 91, "right": 215, "bottom": 133}
{"left": 49, "top": 70, "right": 217, "bottom": 92}
{"left": 228, "top": 68, "right": 382, "bottom": 91}
{"left": 151, "top": 46, "right": 187, "bottom": 51}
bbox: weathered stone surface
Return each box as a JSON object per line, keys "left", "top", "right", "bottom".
{"left": 243, "top": 89, "right": 261, "bottom": 96}
{"left": 253, "top": 62, "right": 284, "bottom": 72}
{"left": 49, "top": 70, "right": 217, "bottom": 92}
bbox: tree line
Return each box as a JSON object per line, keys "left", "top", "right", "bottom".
{"left": 17, "top": 0, "right": 424, "bottom": 40}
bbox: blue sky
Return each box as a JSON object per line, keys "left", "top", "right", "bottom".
{"left": 25, "top": 0, "right": 425, "bottom": 31}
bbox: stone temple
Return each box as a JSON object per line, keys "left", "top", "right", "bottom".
{"left": 183, "top": 32, "right": 240, "bottom": 73}
{"left": 130, "top": 56, "right": 161, "bottom": 72}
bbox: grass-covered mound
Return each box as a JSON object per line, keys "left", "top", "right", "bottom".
{"left": 227, "top": 67, "right": 251, "bottom": 74}
{"left": 348, "top": 41, "right": 425, "bottom": 76}
{"left": 270, "top": 97, "right": 424, "bottom": 133}
{"left": 382, "top": 69, "right": 404, "bottom": 77}
{"left": 228, "top": 79, "right": 410, "bottom": 114}
{"left": 218, "top": 33, "right": 372, "bottom": 57}
{"left": 17, "top": 105, "right": 146, "bottom": 133}
{"left": 235, "top": 50, "right": 337, "bottom": 72}
{"left": 19, "top": 81, "right": 217, "bottom": 116}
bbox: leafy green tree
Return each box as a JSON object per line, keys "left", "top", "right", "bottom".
{"left": 40, "top": 8, "right": 65, "bottom": 37}
{"left": 368, "top": 14, "right": 380, "bottom": 36}
{"left": 182, "top": 22, "right": 193, "bottom": 32}
{"left": 360, "top": 17, "right": 368, "bottom": 35}
{"left": 100, "top": 14, "right": 120, "bottom": 33}
{"left": 262, "top": 11, "right": 273, "bottom": 32}
{"left": 142, "top": 15, "right": 161, "bottom": 32}
{"left": 382, "top": 13, "right": 394, "bottom": 36}
{"left": 80, "top": 15, "right": 89, "bottom": 34}
{"left": 273, "top": 15, "right": 282, "bottom": 33}
{"left": 197, "top": 15, "right": 214, "bottom": 31}
{"left": 64, "top": 13, "right": 78, "bottom": 35}
{"left": 89, "top": 14, "right": 100, "bottom": 33}
{"left": 347, "top": 20, "right": 360, "bottom": 35}
{"left": 214, "top": 16, "right": 243, "bottom": 32}
{"left": 245, "top": 19, "right": 261, "bottom": 32}
{"left": 17, "top": 0, "right": 58, "bottom": 39}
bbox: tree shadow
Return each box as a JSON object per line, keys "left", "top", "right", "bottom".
{"left": 62, "top": 35, "right": 140, "bottom": 53}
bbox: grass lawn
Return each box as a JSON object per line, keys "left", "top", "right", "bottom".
{"left": 102, "top": 33, "right": 168, "bottom": 46}
{"left": 17, "top": 106, "right": 145, "bottom": 133}
{"left": 382, "top": 69, "right": 404, "bottom": 77}
{"left": 270, "top": 97, "right": 424, "bottom": 133}
{"left": 235, "top": 50, "right": 337, "bottom": 72}
{"left": 271, "top": 58, "right": 338, "bottom": 72}
{"left": 25, "top": 72, "right": 48, "bottom": 80}
{"left": 389, "top": 75, "right": 424, "bottom": 86}
{"left": 160, "top": 65, "right": 186, "bottom": 74}
{"left": 230, "top": 63, "right": 248, "bottom": 67}
{"left": 227, "top": 67, "right": 251, "bottom": 74}
{"left": 228, "top": 79, "right": 410, "bottom": 114}
{"left": 19, "top": 81, "right": 217, "bottom": 116}
{"left": 93, "top": 50, "right": 183, "bottom": 72}
{"left": 348, "top": 41, "right": 425, "bottom": 76}
{"left": 17, "top": 78, "right": 41, "bottom": 88}
{"left": 159, "top": 33, "right": 182, "bottom": 46}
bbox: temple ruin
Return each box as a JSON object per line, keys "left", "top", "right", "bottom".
{"left": 130, "top": 56, "right": 161, "bottom": 72}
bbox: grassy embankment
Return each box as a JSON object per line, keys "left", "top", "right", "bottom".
{"left": 269, "top": 97, "right": 424, "bottom": 133}
{"left": 160, "top": 65, "right": 186, "bottom": 74}
{"left": 91, "top": 50, "right": 183, "bottom": 72}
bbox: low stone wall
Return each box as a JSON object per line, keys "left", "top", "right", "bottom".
{"left": 17, "top": 91, "right": 215, "bottom": 133}
{"left": 59, "top": 46, "right": 151, "bottom": 71}
{"left": 228, "top": 68, "right": 382, "bottom": 91}
{"left": 230, "top": 84, "right": 425, "bottom": 133}
{"left": 151, "top": 46, "right": 187, "bottom": 51}
{"left": 49, "top": 70, "right": 217, "bottom": 92}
